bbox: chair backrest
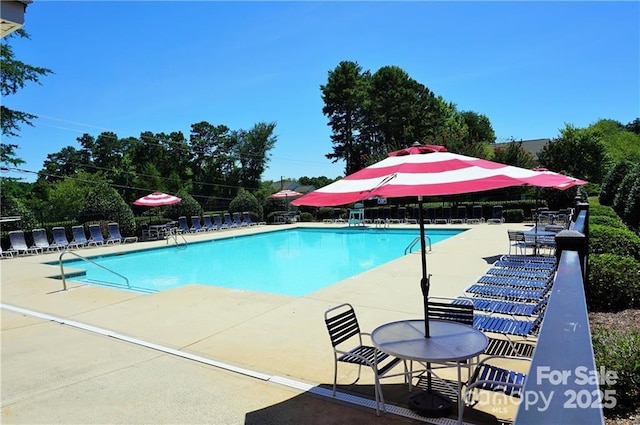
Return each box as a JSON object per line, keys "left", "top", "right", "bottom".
{"left": 32, "top": 228, "right": 50, "bottom": 248}
{"left": 508, "top": 230, "right": 525, "bottom": 242}
{"left": 213, "top": 214, "right": 224, "bottom": 226}
{"left": 89, "top": 224, "right": 105, "bottom": 241}
{"left": 191, "top": 216, "right": 202, "bottom": 229}
{"left": 243, "top": 212, "right": 254, "bottom": 224}
{"left": 72, "top": 226, "right": 88, "bottom": 242}
{"left": 9, "top": 231, "right": 28, "bottom": 249}
{"left": 203, "top": 215, "right": 214, "bottom": 227}
{"left": 493, "top": 205, "right": 503, "bottom": 219}
{"left": 108, "top": 223, "right": 122, "bottom": 239}
{"left": 457, "top": 206, "right": 467, "bottom": 219}
{"left": 427, "top": 299, "right": 474, "bottom": 326}
{"left": 442, "top": 206, "right": 451, "bottom": 219}
{"left": 224, "top": 213, "right": 234, "bottom": 225}
{"left": 233, "top": 212, "right": 243, "bottom": 225}
{"left": 324, "top": 303, "right": 361, "bottom": 348}
{"left": 178, "top": 216, "right": 190, "bottom": 231}
{"left": 52, "top": 227, "right": 70, "bottom": 245}
{"left": 473, "top": 205, "right": 483, "bottom": 219}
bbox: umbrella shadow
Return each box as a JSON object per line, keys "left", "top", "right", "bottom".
{"left": 244, "top": 382, "right": 501, "bottom": 425}
{"left": 482, "top": 254, "right": 503, "bottom": 265}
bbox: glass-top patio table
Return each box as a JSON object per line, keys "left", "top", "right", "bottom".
{"left": 371, "top": 319, "right": 488, "bottom": 424}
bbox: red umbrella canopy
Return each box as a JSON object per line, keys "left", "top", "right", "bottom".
{"left": 292, "top": 145, "right": 587, "bottom": 207}
{"left": 270, "top": 189, "right": 304, "bottom": 199}
{"left": 133, "top": 192, "right": 182, "bottom": 207}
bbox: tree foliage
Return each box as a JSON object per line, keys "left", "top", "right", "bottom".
{"left": 588, "top": 119, "right": 640, "bottom": 166}
{"left": 613, "top": 165, "right": 640, "bottom": 219}
{"left": 537, "top": 124, "right": 608, "bottom": 184}
{"left": 1, "top": 30, "right": 53, "bottom": 166}
{"left": 80, "top": 179, "right": 136, "bottom": 235}
{"left": 599, "top": 161, "right": 636, "bottom": 206}
{"left": 321, "top": 61, "right": 494, "bottom": 175}
{"left": 228, "top": 188, "right": 262, "bottom": 218}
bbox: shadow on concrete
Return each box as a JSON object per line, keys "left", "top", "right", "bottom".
{"left": 245, "top": 382, "right": 501, "bottom": 425}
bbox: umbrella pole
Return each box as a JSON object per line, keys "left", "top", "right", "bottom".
{"left": 418, "top": 197, "right": 430, "bottom": 338}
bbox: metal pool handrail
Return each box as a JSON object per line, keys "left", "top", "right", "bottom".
{"left": 58, "top": 250, "right": 130, "bottom": 291}
{"left": 405, "top": 235, "right": 431, "bottom": 255}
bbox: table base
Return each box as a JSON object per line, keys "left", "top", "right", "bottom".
{"left": 408, "top": 390, "right": 453, "bottom": 417}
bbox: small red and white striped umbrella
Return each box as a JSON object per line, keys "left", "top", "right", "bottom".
{"left": 133, "top": 192, "right": 182, "bottom": 207}
{"left": 270, "top": 189, "right": 304, "bottom": 199}
{"left": 292, "top": 145, "right": 587, "bottom": 207}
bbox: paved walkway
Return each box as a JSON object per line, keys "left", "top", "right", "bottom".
{"left": 1, "top": 222, "right": 529, "bottom": 424}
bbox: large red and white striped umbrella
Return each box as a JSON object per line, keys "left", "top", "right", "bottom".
{"left": 292, "top": 145, "right": 587, "bottom": 207}
{"left": 133, "top": 191, "right": 182, "bottom": 207}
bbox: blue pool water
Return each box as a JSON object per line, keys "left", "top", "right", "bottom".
{"left": 66, "top": 228, "right": 464, "bottom": 296}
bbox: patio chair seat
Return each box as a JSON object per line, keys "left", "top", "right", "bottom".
{"left": 465, "top": 356, "right": 530, "bottom": 404}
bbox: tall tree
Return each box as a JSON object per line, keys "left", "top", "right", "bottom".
{"left": 321, "top": 61, "right": 370, "bottom": 175}
{"left": 538, "top": 124, "right": 608, "bottom": 184}
{"left": 0, "top": 30, "right": 53, "bottom": 166}
{"left": 233, "top": 122, "right": 277, "bottom": 189}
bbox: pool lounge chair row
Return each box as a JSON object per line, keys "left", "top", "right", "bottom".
{"left": 177, "top": 212, "right": 264, "bottom": 234}
{"left": 2, "top": 223, "right": 137, "bottom": 257}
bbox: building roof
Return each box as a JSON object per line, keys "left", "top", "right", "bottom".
{"left": 496, "top": 138, "right": 551, "bottom": 157}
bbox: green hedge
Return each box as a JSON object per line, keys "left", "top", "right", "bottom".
{"left": 503, "top": 209, "right": 524, "bottom": 223}
{"left": 588, "top": 253, "right": 640, "bottom": 312}
{"left": 589, "top": 215, "right": 627, "bottom": 229}
{"left": 591, "top": 326, "right": 640, "bottom": 416}
{"left": 590, "top": 224, "right": 640, "bottom": 260}
{"left": 589, "top": 203, "right": 620, "bottom": 219}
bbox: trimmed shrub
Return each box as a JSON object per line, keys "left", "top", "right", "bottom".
{"left": 164, "top": 190, "right": 202, "bottom": 221}
{"left": 590, "top": 224, "right": 640, "bottom": 260}
{"left": 589, "top": 203, "right": 620, "bottom": 219}
{"left": 228, "top": 188, "right": 262, "bottom": 219}
{"left": 613, "top": 165, "right": 640, "bottom": 218}
{"left": 503, "top": 208, "right": 524, "bottom": 223}
{"left": 300, "top": 212, "right": 313, "bottom": 222}
{"left": 591, "top": 326, "right": 640, "bottom": 415}
{"left": 589, "top": 215, "right": 627, "bottom": 229}
{"left": 599, "top": 161, "right": 636, "bottom": 206}
{"left": 623, "top": 172, "right": 640, "bottom": 230}
{"left": 317, "top": 207, "right": 334, "bottom": 221}
{"left": 80, "top": 181, "right": 136, "bottom": 236}
{"left": 588, "top": 253, "right": 640, "bottom": 311}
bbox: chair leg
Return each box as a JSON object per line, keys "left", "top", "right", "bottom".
{"left": 332, "top": 359, "right": 338, "bottom": 396}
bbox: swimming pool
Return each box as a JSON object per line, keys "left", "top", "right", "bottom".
{"left": 65, "top": 227, "right": 465, "bottom": 296}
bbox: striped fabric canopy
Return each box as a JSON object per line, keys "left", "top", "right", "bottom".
{"left": 270, "top": 189, "right": 304, "bottom": 199}
{"left": 133, "top": 191, "right": 182, "bottom": 207}
{"left": 292, "top": 145, "right": 587, "bottom": 207}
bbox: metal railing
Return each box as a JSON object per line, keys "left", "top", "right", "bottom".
{"left": 404, "top": 235, "right": 431, "bottom": 255}
{"left": 58, "top": 250, "right": 130, "bottom": 291}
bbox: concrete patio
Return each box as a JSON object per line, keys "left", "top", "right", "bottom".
{"left": 1, "top": 222, "right": 532, "bottom": 424}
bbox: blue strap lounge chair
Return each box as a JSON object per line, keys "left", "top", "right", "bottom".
{"left": 52, "top": 227, "right": 80, "bottom": 250}
{"left": 190, "top": 216, "right": 207, "bottom": 232}
{"left": 32, "top": 228, "right": 59, "bottom": 252}
{"left": 8, "top": 230, "right": 42, "bottom": 255}
{"left": 88, "top": 224, "right": 110, "bottom": 245}
{"left": 476, "top": 275, "right": 551, "bottom": 289}
{"left": 224, "top": 213, "right": 237, "bottom": 228}
{"left": 465, "top": 284, "right": 547, "bottom": 303}
{"left": 232, "top": 212, "right": 246, "bottom": 227}
{"left": 493, "top": 260, "right": 556, "bottom": 271}
{"left": 485, "top": 267, "right": 552, "bottom": 280}
{"left": 499, "top": 255, "right": 556, "bottom": 265}
{"left": 177, "top": 216, "right": 191, "bottom": 233}
{"left": 213, "top": 214, "right": 228, "bottom": 230}
{"left": 242, "top": 212, "right": 257, "bottom": 226}
{"left": 107, "top": 223, "right": 138, "bottom": 243}
{"left": 487, "top": 205, "right": 504, "bottom": 224}
{"left": 202, "top": 215, "right": 218, "bottom": 231}
{"left": 72, "top": 225, "right": 98, "bottom": 247}
{"left": 473, "top": 312, "right": 544, "bottom": 338}
{"left": 434, "top": 206, "right": 451, "bottom": 224}
{"left": 466, "top": 205, "right": 485, "bottom": 224}
{"left": 457, "top": 296, "right": 548, "bottom": 317}
{"left": 450, "top": 206, "right": 467, "bottom": 224}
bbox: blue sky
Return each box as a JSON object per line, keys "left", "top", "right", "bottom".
{"left": 4, "top": 1, "right": 639, "bottom": 183}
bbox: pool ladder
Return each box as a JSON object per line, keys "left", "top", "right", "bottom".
{"left": 404, "top": 236, "right": 432, "bottom": 255}
{"left": 58, "top": 250, "right": 130, "bottom": 291}
{"left": 166, "top": 227, "right": 188, "bottom": 248}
